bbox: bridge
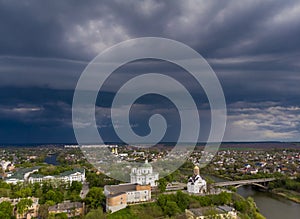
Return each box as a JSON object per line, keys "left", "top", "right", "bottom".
{"left": 213, "top": 178, "right": 276, "bottom": 189}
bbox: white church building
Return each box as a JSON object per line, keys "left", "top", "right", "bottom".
{"left": 187, "top": 165, "right": 207, "bottom": 194}
{"left": 130, "top": 160, "right": 159, "bottom": 187}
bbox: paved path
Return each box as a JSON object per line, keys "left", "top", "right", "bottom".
{"left": 80, "top": 182, "right": 90, "bottom": 199}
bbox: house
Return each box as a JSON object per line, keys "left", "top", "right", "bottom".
{"left": 104, "top": 183, "right": 151, "bottom": 213}
{"left": 185, "top": 205, "right": 237, "bottom": 219}
{"left": 132, "top": 151, "right": 145, "bottom": 157}
{"left": 1, "top": 160, "right": 15, "bottom": 171}
{"left": 0, "top": 197, "right": 39, "bottom": 219}
{"left": 48, "top": 201, "right": 84, "bottom": 218}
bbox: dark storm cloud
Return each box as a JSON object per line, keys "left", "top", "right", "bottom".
{"left": 1, "top": 0, "right": 300, "bottom": 143}
{"left": 1, "top": 0, "right": 298, "bottom": 59}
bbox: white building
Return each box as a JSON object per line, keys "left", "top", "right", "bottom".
{"left": 130, "top": 160, "right": 159, "bottom": 187}
{"left": 5, "top": 167, "right": 40, "bottom": 184}
{"left": 28, "top": 168, "right": 85, "bottom": 184}
{"left": 187, "top": 165, "right": 207, "bottom": 194}
{"left": 104, "top": 183, "right": 151, "bottom": 213}
{"left": 1, "top": 160, "right": 14, "bottom": 171}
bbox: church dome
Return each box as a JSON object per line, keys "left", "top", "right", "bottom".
{"left": 141, "top": 160, "right": 152, "bottom": 168}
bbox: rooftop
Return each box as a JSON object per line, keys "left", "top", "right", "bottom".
{"left": 105, "top": 183, "right": 138, "bottom": 196}
{"left": 188, "top": 205, "right": 235, "bottom": 216}
{"left": 30, "top": 168, "right": 84, "bottom": 179}
{"left": 6, "top": 166, "right": 40, "bottom": 180}
{"left": 48, "top": 201, "right": 83, "bottom": 211}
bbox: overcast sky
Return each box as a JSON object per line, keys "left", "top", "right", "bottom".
{"left": 1, "top": 0, "right": 300, "bottom": 144}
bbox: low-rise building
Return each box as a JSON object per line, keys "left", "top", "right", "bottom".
{"left": 48, "top": 201, "right": 84, "bottom": 218}
{"left": 104, "top": 183, "right": 151, "bottom": 213}
{"left": 1, "top": 160, "right": 15, "bottom": 171}
{"left": 185, "top": 205, "right": 237, "bottom": 219}
{"left": 0, "top": 197, "right": 39, "bottom": 219}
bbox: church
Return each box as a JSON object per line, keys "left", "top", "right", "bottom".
{"left": 130, "top": 160, "right": 159, "bottom": 187}
{"left": 187, "top": 165, "right": 207, "bottom": 194}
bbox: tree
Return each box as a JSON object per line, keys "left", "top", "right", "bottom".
{"left": 0, "top": 181, "right": 10, "bottom": 189}
{"left": 86, "top": 172, "right": 112, "bottom": 187}
{"left": 45, "top": 200, "right": 56, "bottom": 206}
{"left": 0, "top": 201, "right": 13, "bottom": 219}
{"left": 176, "top": 191, "right": 190, "bottom": 211}
{"left": 157, "top": 178, "right": 167, "bottom": 193}
{"left": 38, "top": 204, "right": 50, "bottom": 219}
{"left": 164, "top": 201, "right": 181, "bottom": 216}
{"left": 55, "top": 213, "right": 68, "bottom": 219}
{"left": 44, "top": 190, "right": 64, "bottom": 204}
{"left": 205, "top": 177, "right": 215, "bottom": 193}
{"left": 32, "top": 182, "right": 43, "bottom": 197}
{"left": 0, "top": 188, "right": 11, "bottom": 197}
{"left": 215, "top": 192, "right": 232, "bottom": 205}
{"left": 16, "top": 198, "right": 33, "bottom": 216}
{"left": 157, "top": 194, "right": 168, "bottom": 208}
{"left": 234, "top": 200, "right": 248, "bottom": 213}
{"left": 84, "top": 208, "right": 106, "bottom": 219}
{"left": 70, "top": 181, "right": 82, "bottom": 193}
{"left": 85, "top": 187, "right": 105, "bottom": 209}
{"left": 48, "top": 212, "right": 68, "bottom": 219}
{"left": 15, "top": 187, "right": 32, "bottom": 198}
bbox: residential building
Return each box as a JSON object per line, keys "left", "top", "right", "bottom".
{"left": 1, "top": 160, "right": 15, "bottom": 171}
{"left": 48, "top": 201, "right": 84, "bottom": 218}
{"left": 104, "top": 183, "right": 151, "bottom": 213}
{"left": 185, "top": 205, "right": 237, "bottom": 219}
{"left": 0, "top": 197, "right": 39, "bottom": 219}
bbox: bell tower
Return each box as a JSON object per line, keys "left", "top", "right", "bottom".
{"left": 193, "top": 165, "right": 200, "bottom": 176}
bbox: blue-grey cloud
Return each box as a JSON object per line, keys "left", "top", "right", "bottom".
{"left": 0, "top": 0, "right": 300, "bottom": 143}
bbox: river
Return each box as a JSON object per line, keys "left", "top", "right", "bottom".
{"left": 44, "top": 154, "right": 59, "bottom": 166}
{"left": 205, "top": 175, "right": 300, "bottom": 219}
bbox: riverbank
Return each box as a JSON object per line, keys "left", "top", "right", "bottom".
{"left": 237, "top": 185, "right": 300, "bottom": 219}
{"left": 205, "top": 173, "right": 300, "bottom": 204}
{"left": 271, "top": 188, "right": 300, "bottom": 203}
{"left": 205, "top": 174, "right": 300, "bottom": 218}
